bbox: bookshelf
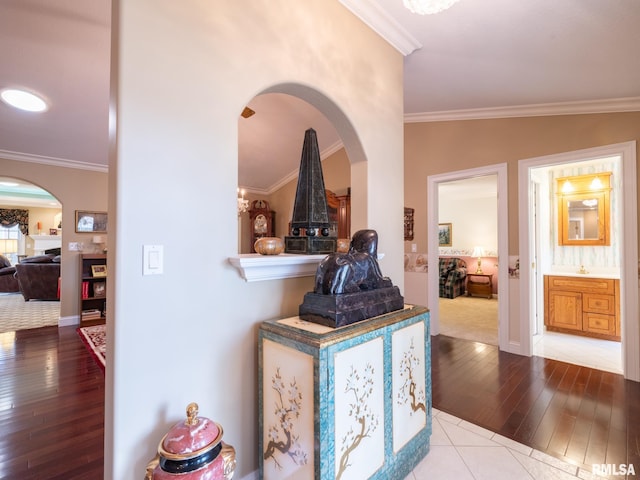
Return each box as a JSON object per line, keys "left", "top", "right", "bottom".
{"left": 80, "top": 254, "right": 107, "bottom": 322}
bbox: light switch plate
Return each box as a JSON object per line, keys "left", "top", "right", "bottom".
{"left": 143, "top": 245, "right": 163, "bottom": 275}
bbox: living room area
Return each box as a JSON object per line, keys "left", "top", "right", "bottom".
{"left": 0, "top": 168, "right": 109, "bottom": 333}
{"left": 0, "top": 196, "right": 62, "bottom": 332}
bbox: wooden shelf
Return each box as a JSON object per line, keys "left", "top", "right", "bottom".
{"left": 80, "top": 254, "right": 107, "bottom": 321}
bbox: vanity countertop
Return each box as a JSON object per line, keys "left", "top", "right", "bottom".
{"left": 545, "top": 268, "right": 620, "bottom": 280}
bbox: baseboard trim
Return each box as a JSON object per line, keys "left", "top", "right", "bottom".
{"left": 59, "top": 315, "right": 79, "bottom": 327}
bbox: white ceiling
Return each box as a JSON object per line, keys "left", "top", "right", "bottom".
{"left": 1, "top": 0, "right": 639, "bottom": 202}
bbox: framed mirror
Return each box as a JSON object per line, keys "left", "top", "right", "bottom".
{"left": 556, "top": 173, "right": 611, "bottom": 246}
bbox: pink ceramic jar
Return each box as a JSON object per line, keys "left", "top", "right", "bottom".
{"left": 145, "top": 403, "right": 236, "bottom": 480}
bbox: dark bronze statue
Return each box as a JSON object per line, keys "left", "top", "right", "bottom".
{"left": 299, "top": 229, "right": 404, "bottom": 327}
{"left": 314, "top": 229, "right": 392, "bottom": 295}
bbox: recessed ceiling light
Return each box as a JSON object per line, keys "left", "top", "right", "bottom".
{"left": 0, "top": 88, "right": 48, "bottom": 112}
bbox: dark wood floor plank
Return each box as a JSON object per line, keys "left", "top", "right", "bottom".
{"left": 0, "top": 324, "right": 104, "bottom": 480}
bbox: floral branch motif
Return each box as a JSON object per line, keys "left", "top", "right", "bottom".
{"left": 336, "top": 363, "right": 379, "bottom": 480}
{"left": 397, "top": 339, "right": 426, "bottom": 414}
{"left": 263, "top": 368, "right": 308, "bottom": 469}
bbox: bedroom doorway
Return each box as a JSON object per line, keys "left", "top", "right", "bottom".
{"left": 427, "top": 163, "right": 510, "bottom": 352}
{"left": 437, "top": 175, "right": 499, "bottom": 346}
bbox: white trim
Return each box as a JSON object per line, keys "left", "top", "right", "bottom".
{"left": 518, "top": 141, "right": 639, "bottom": 381}
{"left": 228, "top": 254, "right": 327, "bottom": 282}
{"left": 338, "top": 0, "right": 422, "bottom": 55}
{"left": 0, "top": 149, "right": 108, "bottom": 173}
{"left": 59, "top": 315, "right": 79, "bottom": 327}
{"left": 427, "top": 163, "right": 509, "bottom": 353}
{"left": 405, "top": 97, "right": 640, "bottom": 123}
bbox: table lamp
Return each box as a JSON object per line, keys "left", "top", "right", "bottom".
{"left": 471, "top": 246, "right": 485, "bottom": 274}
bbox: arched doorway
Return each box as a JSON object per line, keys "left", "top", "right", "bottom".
{"left": 0, "top": 177, "right": 61, "bottom": 333}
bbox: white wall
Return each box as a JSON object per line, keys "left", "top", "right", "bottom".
{"left": 438, "top": 193, "right": 498, "bottom": 253}
{"left": 109, "top": 1, "right": 404, "bottom": 478}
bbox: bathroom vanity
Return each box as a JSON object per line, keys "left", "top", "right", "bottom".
{"left": 544, "top": 275, "right": 620, "bottom": 341}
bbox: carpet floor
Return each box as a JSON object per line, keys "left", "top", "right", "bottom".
{"left": 0, "top": 293, "right": 60, "bottom": 333}
{"left": 439, "top": 295, "right": 498, "bottom": 345}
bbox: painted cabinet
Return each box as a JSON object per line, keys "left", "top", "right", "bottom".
{"left": 258, "top": 305, "right": 431, "bottom": 480}
{"left": 544, "top": 275, "right": 620, "bottom": 341}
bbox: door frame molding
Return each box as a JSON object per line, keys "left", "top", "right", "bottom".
{"left": 427, "top": 163, "right": 510, "bottom": 351}
{"left": 518, "top": 141, "right": 639, "bottom": 381}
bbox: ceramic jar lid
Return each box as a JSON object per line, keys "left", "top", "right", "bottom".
{"left": 157, "top": 402, "right": 224, "bottom": 474}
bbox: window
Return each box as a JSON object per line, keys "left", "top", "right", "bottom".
{"left": 0, "top": 224, "right": 20, "bottom": 264}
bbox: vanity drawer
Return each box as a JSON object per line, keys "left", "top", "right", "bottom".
{"left": 546, "top": 276, "right": 615, "bottom": 295}
{"left": 583, "top": 293, "right": 615, "bottom": 315}
{"left": 583, "top": 312, "right": 618, "bottom": 338}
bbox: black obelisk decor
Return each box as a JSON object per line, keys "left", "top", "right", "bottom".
{"left": 284, "top": 128, "right": 336, "bottom": 254}
{"left": 299, "top": 229, "right": 405, "bottom": 328}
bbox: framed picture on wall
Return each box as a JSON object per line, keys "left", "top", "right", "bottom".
{"left": 75, "top": 210, "right": 107, "bottom": 233}
{"left": 404, "top": 207, "right": 414, "bottom": 241}
{"left": 438, "top": 223, "right": 452, "bottom": 247}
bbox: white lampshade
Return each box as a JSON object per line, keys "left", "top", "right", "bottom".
{"left": 471, "top": 246, "right": 485, "bottom": 258}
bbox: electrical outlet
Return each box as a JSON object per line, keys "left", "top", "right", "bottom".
{"left": 411, "top": 243, "right": 417, "bottom": 253}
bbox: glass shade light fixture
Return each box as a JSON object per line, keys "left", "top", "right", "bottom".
{"left": 0, "top": 88, "right": 48, "bottom": 112}
{"left": 471, "top": 245, "right": 486, "bottom": 274}
{"left": 590, "top": 175, "right": 603, "bottom": 190}
{"left": 403, "top": 0, "right": 461, "bottom": 15}
{"left": 561, "top": 179, "right": 574, "bottom": 193}
{"left": 237, "top": 188, "right": 249, "bottom": 216}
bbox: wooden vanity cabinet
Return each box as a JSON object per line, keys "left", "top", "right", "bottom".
{"left": 544, "top": 275, "right": 620, "bottom": 341}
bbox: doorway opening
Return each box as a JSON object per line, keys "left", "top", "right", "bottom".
{"left": 437, "top": 175, "right": 499, "bottom": 346}
{"left": 518, "top": 141, "right": 639, "bottom": 381}
{"left": 428, "top": 163, "right": 510, "bottom": 352}
{"left": 0, "top": 177, "right": 62, "bottom": 333}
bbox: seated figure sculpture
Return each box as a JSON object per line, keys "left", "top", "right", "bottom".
{"left": 300, "top": 229, "right": 404, "bottom": 327}
{"left": 314, "top": 229, "right": 392, "bottom": 295}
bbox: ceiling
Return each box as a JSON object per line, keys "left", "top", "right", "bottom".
{"left": 1, "top": 0, "right": 639, "bottom": 203}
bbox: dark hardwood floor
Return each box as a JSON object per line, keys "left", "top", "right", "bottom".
{"left": 432, "top": 334, "right": 640, "bottom": 473}
{"left": 1, "top": 325, "right": 638, "bottom": 478}
{"left": 0, "top": 325, "right": 104, "bottom": 480}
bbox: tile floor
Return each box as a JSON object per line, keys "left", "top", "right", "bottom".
{"left": 533, "top": 330, "right": 622, "bottom": 374}
{"left": 405, "top": 409, "right": 606, "bottom": 480}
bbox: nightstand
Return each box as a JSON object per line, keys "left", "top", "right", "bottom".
{"left": 467, "top": 273, "right": 493, "bottom": 299}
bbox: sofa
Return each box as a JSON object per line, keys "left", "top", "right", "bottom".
{"left": 0, "top": 254, "right": 20, "bottom": 293}
{"left": 439, "top": 257, "right": 467, "bottom": 299}
{"left": 14, "top": 254, "right": 61, "bottom": 301}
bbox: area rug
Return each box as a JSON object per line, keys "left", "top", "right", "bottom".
{"left": 77, "top": 324, "right": 106, "bottom": 371}
{"left": 0, "top": 292, "right": 60, "bottom": 333}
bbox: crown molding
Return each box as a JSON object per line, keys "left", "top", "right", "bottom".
{"left": 0, "top": 149, "right": 108, "bottom": 173}
{"left": 404, "top": 96, "right": 640, "bottom": 123}
{"left": 339, "top": 0, "right": 422, "bottom": 56}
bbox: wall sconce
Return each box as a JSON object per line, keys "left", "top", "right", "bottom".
{"left": 590, "top": 176, "right": 603, "bottom": 190}
{"left": 471, "top": 246, "right": 486, "bottom": 274}
{"left": 561, "top": 179, "right": 574, "bottom": 193}
{"left": 237, "top": 188, "right": 249, "bottom": 216}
